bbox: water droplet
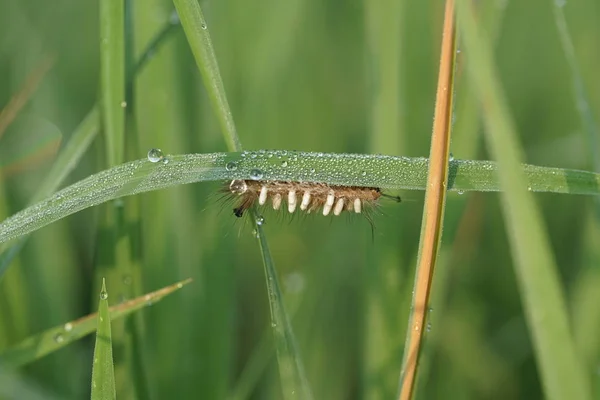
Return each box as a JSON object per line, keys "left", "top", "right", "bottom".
{"left": 64, "top": 323, "right": 73, "bottom": 332}
{"left": 456, "top": 49, "right": 461, "bottom": 54}
{"left": 120, "top": 101, "right": 127, "bottom": 108}
{"left": 201, "top": 23, "right": 207, "bottom": 29}
{"left": 177, "top": 283, "right": 183, "bottom": 289}
{"left": 251, "top": 229, "right": 259, "bottom": 238}
{"left": 426, "top": 323, "right": 432, "bottom": 332}
{"left": 255, "top": 215, "right": 265, "bottom": 225}
{"left": 449, "top": 153, "right": 454, "bottom": 161}
{"left": 225, "top": 161, "right": 238, "bottom": 171}
{"left": 281, "top": 161, "right": 288, "bottom": 167}
{"left": 54, "top": 333, "right": 64, "bottom": 343}
{"left": 271, "top": 322, "right": 277, "bottom": 328}
{"left": 361, "top": 171, "right": 367, "bottom": 177}
{"left": 457, "top": 190, "right": 464, "bottom": 195}
{"left": 527, "top": 185, "right": 533, "bottom": 191}
{"left": 310, "top": 168, "right": 316, "bottom": 174}
{"left": 249, "top": 169, "right": 263, "bottom": 180}
{"left": 170, "top": 10, "right": 180, "bottom": 25}
{"left": 100, "top": 291, "right": 108, "bottom": 300}
{"left": 147, "top": 148, "right": 164, "bottom": 163}
{"left": 162, "top": 157, "right": 169, "bottom": 164}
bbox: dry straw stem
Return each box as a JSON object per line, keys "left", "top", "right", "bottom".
{"left": 398, "top": 0, "right": 456, "bottom": 399}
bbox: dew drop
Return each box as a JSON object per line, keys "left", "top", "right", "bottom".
{"left": 162, "top": 157, "right": 169, "bottom": 164}
{"left": 120, "top": 101, "right": 127, "bottom": 108}
{"left": 249, "top": 169, "right": 264, "bottom": 180}
{"left": 255, "top": 215, "right": 265, "bottom": 225}
{"left": 177, "top": 283, "right": 183, "bottom": 289}
{"left": 271, "top": 322, "right": 277, "bottom": 328}
{"left": 426, "top": 322, "right": 432, "bottom": 332}
{"left": 281, "top": 161, "right": 288, "bottom": 167}
{"left": 457, "top": 190, "right": 464, "bottom": 195}
{"left": 147, "top": 148, "right": 164, "bottom": 163}
{"left": 251, "top": 229, "right": 259, "bottom": 238}
{"left": 361, "top": 171, "right": 367, "bottom": 176}
{"left": 310, "top": 168, "right": 316, "bottom": 174}
{"left": 225, "top": 161, "right": 238, "bottom": 171}
{"left": 449, "top": 153, "right": 454, "bottom": 161}
{"left": 54, "top": 333, "right": 64, "bottom": 343}
{"left": 64, "top": 323, "right": 73, "bottom": 332}
{"left": 100, "top": 290, "right": 108, "bottom": 300}
{"left": 201, "top": 23, "right": 207, "bottom": 29}
{"left": 169, "top": 10, "right": 180, "bottom": 25}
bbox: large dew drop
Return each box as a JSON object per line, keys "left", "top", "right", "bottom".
{"left": 147, "top": 148, "right": 164, "bottom": 163}
{"left": 249, "top": 169, "right": 264, "bottom": 180}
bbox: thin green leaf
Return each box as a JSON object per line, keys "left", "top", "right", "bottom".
{"left": 171, "top": 0, "right": 241, "bottom": 151}
{"left": 551, "top": 2, "right": 600, "bottom": 177}
{"left": 0, "top": 15, "right": 180, "bottom": 281}
{"left": 456, "top": 1, "right": 592, "bottom": 399}
{"left": 91, "top": 279, "right": 116, "bottom": 400}
{"left": 252, "top": 214, "right": 313, "bottom": 399}
{"left": 100, "top": 0, "right": 126, "bottom": 167}
{"left": 0, "top": 279, "right": 191, "bottom": 368}
{"left": 0, "top": 151, "right": 599, "bottom": 245}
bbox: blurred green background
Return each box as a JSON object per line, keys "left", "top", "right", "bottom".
{"left": 0, "top": 0, "right": 599, "bottom": 399}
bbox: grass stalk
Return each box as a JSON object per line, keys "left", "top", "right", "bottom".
{"left": 171, "top": 0, "right": 241, "bottom": 151}
{"left": 455, "top": 1, "right": 592, "bottom": 398}
{"left": 91, "top": 279, "right": 116, "bottom": 400}
{"left": 172, "top": 1, "right": 312, "bottom": 397}
{"left": 253, "top": 217, "right": 313, "bottom": 400}
{"left": 100, "top": 0, "right": 126, "bottom": 167}
{"left": 398, "top": 1, "right": 456, "bottom": 398}
{"left": 0, "top": 279, "right": 191, "bottom": 368}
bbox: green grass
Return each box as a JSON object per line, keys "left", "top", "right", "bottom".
{"left": 0, "top": 0, "right": 599, "bottom": 399}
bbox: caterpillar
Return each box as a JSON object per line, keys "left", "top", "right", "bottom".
{"left": 226, "top": 179, "right": 401, "bottom": 218}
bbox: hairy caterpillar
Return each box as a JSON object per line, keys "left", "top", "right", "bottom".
{"left": 226, "top": 179, "right": 401, "bottom": 218}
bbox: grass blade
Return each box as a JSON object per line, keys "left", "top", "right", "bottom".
{"left": 100, "top": 0, "right": 126, "bottom": 167}
{"left": 171, "top": 0, "right": 241, "bottom": 151}
{"left": 91, "top": 279, "right": 116, "bottom": 400}
{"left": 253, "top": 215, "right": 313, "bottom": 399}
{"left": 551, "top": 2, "right": 600, "bottom": 177}
{"left": 0, "top": 14, "right": 180, "bottom": 281}
{"left": 399, "top": 1, "right": 456, "bottom": 398}
{"left": 0, "top": 279, "right": 191, "bottom": 368}
{"left": 455, "top": 1, "right": 592, "bottom": 399}
{"left": 0, "top": 151, "right": 599, "bottom": 245}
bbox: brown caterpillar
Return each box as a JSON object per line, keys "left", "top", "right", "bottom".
{"left": 226, "top": 179, "right": 400, "bottom": 218}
